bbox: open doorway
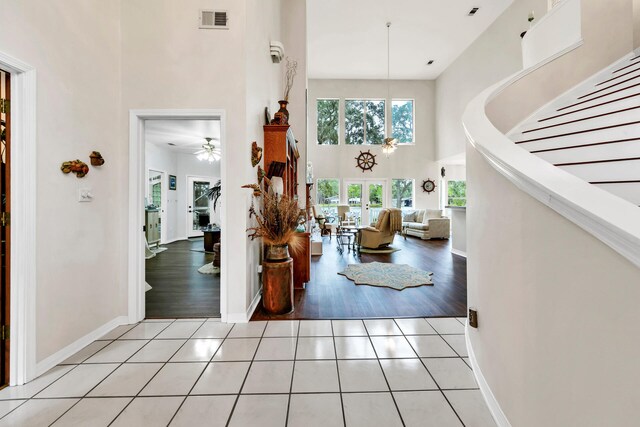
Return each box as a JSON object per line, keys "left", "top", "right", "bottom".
{"left": 143, "top": 119, "right": 222, "bottom": 318}
{"left": 0, "top": 68, "right": 11, "bottom": 387}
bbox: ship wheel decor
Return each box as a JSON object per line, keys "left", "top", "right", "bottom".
{"left": 355, "top": 150, "right": 377, "bottom": 172}
{"left": 421, "top": 179, "right": 437, "bottom": 194}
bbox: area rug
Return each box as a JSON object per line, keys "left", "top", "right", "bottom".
{"left": 338, "top": 262, "right": 433, "bottom": 290}
{"left": 198, "top": 262, "right": 220, "bottom": 275}
{"left": 359, "top": 246, "right": 401, "bottom": 254}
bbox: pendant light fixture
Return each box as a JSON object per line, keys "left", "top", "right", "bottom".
{"left": 196, "top": 137, "right": 221, "bottom": 163}
{"left": 382, "top": 21, "right": 398, "bottom": 157}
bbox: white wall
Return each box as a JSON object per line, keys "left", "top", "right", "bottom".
{"left": 307, "top": 79, "right": 441, "bottom": 210}
{"left": 467, "top": 142, "right": 640, "bottom": 426}
{"left": 435, "top": 0, "right": 548, "bottom": 161}
{"left": 145, "top": 143, "right": 221, "bottom": 243}
{"left": 0, "top": 1, "right": 124, "bottom": 364}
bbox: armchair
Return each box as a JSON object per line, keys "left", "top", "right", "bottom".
{"left": 312, "top": 205, "right": 334, "bottom": 239}
{"left": 359, "top": 208, "right": 402, "bottom": 249}
{"left": 337, "top": 204, "right": 356, "bottom": 227}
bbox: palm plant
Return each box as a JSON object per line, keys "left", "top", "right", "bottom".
{"left": 205, "top": 180, "right": 222, "bottom": 211}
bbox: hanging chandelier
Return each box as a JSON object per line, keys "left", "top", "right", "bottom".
{"left": 382, "top": 21, "right": 398, "bottom": 157}
{"left": 196, "top": 137, "right": 221, "bottom": 163}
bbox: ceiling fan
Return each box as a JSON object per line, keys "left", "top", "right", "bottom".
{"left": 195, "top": 137, "right": 221, "bottom": 163}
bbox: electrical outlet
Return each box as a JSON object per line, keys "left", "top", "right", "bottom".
{"left": 78, "top": 188, "right": 94, "bottom": 202}
{"left": 469, "top": 308, "right": 478, "bottom": 328}
{"left": 257, "top": 264, "right": 263, "bottom": 274}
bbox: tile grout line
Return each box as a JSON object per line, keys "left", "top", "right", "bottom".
{"left": 165, "top": 319, "right": 236, "bottom": 426}
{"left": 103, "top": 319, "right": 206, "bottom": 427}
{"left": 46, "top": 319, "right": 180, "bottom": 426}
{"left": 400, "top": 317, "right": 468, "bottom": 427}
{"left": 363, "top": 320, "right": 407, "bottom": 427}
{"left": 283, "top": 320, "right": 302, "bottom": 427}
{"left": 224, "top": 322, "right": 268, "bottom": 427}
{"left": 331, "top": 320, "right": 348, "bottom": 427}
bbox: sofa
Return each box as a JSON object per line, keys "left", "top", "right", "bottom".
{"left": 402, "top": 209, "right": 450, "bottom": 240}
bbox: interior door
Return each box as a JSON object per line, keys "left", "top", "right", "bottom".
{"left": 187, "top": 177, "right": 213, "bottom": 238}
{"left": 148, "top": 170, "right": 165, "bottom": 243}
{"left": 344, "top": 179, "right": 386, "bottom": 226}
{"left": 0, "top": 69, "right": 11, "bottom": 387}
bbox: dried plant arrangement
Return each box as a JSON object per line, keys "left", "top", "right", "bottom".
{"left": 283, "top": 57, "right": 298, "bottom": 102}
{"left": 242, "top": 181, "right": 306, "bottom": 254}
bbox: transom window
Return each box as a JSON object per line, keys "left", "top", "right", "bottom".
{"left": 345, "top": 99, "right": 385, "bottom": 145}
{"left": 392, "top": 99, "right": 414, "bottom": 143}
{"left": 316, "top": 99, "right": 339, "bottom": 145}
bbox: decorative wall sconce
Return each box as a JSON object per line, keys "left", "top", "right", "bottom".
{"left": 61, "top": 160, "right": 89, "bottom": 178}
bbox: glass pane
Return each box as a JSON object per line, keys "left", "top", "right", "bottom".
{"left": 193, "top": 181, "right": 211, "bottom": 230}
{"left": 365, "top": 100, "right": 385, "bottom": 144}
{"left": 316, "top": 178, "right": 340, "bottom": 218}
{"left": 392, "top": 100, "right": 414, "bottom": 143}
{"left": 317, "top": 99, "right": 339, "bottom": 145}
{"left": 391, "top": 179, "right": 413, "bottom": 210}
{"left": 148, "top": 171, "right": 162, "bottom": 208}
{"left": 368, "top": 183, "right": 383, "bottom": 224}
{"left": 347, "top": 183, "right": 362, "bottom": 225}
{"left": 345, "top": 100, "right": 365, "bottom": 145}
{"left": 447, "top": 180, "right": 467, "bottom": 207}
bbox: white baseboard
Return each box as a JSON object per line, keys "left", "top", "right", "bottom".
{"left": 226, "top": 291, "right": 262, "bottom": 323}
{"left": 466, "top": 327, "right": 512, "bottom": 427}
{"left": 163, "top": 236, "right": 187, "bottom": 245}
{"left": 35, "top": 315, "right": 129, "bottom": 378}
{"left": 451, "top": 248, "right": 467, "bottom": 258}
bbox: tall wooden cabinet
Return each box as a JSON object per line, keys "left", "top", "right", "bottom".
{"left": 263, "top": 125, "right": 310, "bottom": 289}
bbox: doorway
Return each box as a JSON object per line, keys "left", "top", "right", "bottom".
{"left": 344, "top": 179, "right": 387, "bottom": 226}
{"left": 129, "top": 112, "right": 227, "bottom": 322}
{"left": 0, "top": 68, "right": 10, "bottom": 387}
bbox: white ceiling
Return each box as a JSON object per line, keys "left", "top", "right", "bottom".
{"left": 307, "top": 0, "right": 513, "bottom": 80}
{"left": 145, "top": 120, "right": 221, "bottom": 154}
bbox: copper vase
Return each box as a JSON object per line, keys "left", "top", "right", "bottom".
{"left": 273, "top": 100, "right": 289, "bottom": 125}
{"left": 262, "top": 256, "right": 294, "bottom": 314}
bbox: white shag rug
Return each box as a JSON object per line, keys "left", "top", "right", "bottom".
{"left": 198, "top": 262, "right": 220, "bottom": 275}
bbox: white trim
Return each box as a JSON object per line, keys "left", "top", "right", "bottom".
{"left": 465, "top": 328, "right": 512, "bottom": 427}
{"left": 462, "top": 55, "right": 640, "bottom": 270}
{"left": 0, "top": 51, "right": 37, "bottom": 385}
{"left": 451, "top": 248, "right": 467, "bottom": 258}
{"left": 226, "top": 292, "right": 262, "bottom": 323}
{"left": 128, "top": 110, "right": 228, "bottom": 324}
{"left": 35, "top": 316, "right": 128, "bottom": 378}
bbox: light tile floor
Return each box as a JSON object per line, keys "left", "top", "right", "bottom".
{"left": 0, "top": 317, "right": 496, "bottom": 427}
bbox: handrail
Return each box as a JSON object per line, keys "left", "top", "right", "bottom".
{"left": 463, "top": 72, "right": 640, "bottom": 269}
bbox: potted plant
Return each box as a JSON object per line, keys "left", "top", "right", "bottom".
{"left": 243, "top": 181, "right": 305, "bottom": 314}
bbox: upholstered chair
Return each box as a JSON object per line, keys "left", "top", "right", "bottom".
{"left": 359, "top": 208, "right": 403, "bottom": 249}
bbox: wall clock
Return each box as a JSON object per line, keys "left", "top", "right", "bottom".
{"left": 355, "top": 150, "right": 377, "bottom": 172}
{"left": 421, "top": 179, "right": 436, "bottom": 193}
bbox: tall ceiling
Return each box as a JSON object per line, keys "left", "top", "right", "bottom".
{"left": 307, "top": 0, "right": 513, "bottom": 80}
{"left": 145, "top": 120, "right": 221, "bottom": 154}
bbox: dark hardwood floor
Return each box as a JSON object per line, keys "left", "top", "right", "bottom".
{"left": 252, "top": 236, "right": 467, "bottom": 320}
{"left": 145, "top": 239, "right": 220, "bottom": 318}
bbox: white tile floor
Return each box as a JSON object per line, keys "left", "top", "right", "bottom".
{"left": 0, "top": 317, "right": 497, "bottom": 427}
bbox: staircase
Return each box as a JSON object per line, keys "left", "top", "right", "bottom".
{"left": 508, "top": 52, "right": 640, "bottom": 207}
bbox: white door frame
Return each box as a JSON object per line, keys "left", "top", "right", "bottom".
{"left": 129, "top": 110, "right": 228, "bottom": 323}
{"left": 0, "top": 51, "right": 37, "bottom": 385}
{"left": 186, "top": 175, "right": 216, "bottom": 238}
{"left": 147, "top": 169, "right": 167, "bottom": 244}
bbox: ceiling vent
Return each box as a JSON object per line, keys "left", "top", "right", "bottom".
{"left": 200, "top": 10, "right": 229, "bottom": 29}
{"left": 468, "top": 7, "right": 479, "bottom": 16}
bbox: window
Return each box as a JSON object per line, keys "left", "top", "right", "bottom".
{"left": 316, "top": 99, "right": 339, "bottom": 145}
{"left": 392, "top": 99, "right": 414, "bottom": 143}
{"left": 391, "top": 179, "right": 414, "bottom": 210}
{"left": 447, "top": 181, "right": 466, "bottom": 207}
{"left": 316, "top": 178, "right": 340, "bottom": 217}
{"left": 345, "top": 99, "right": 385, "bottom": 145}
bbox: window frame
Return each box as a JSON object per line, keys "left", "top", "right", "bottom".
{"left": 391, "top": 178, "right": 415, "bottom": 210}
{"left": 391, "top": 98, "right": 416, "bottom": 145}
{"left": 315, "top": 178, "right": 341, "bottom": 218}
{"left": 344, "top": 98, "right": 387, "bottom": 146}
{"left": 316, "top": 98, "right": 340, "bottom": 146}
{"left": 446, "top": 180, "right": 467, "bottom": 207}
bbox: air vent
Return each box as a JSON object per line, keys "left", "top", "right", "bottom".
{"left": 200, "top": 10, "right": 229, "bottom": 29}
{"left": 468, "top": 7, "right": 479, "bottom": 16}
{"left": 427, "top": 60, "right": 435, "bottom": 65}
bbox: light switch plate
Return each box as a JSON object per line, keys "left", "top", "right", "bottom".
{"left": 79, "top": 188, "right": 94, "bottom": 202}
